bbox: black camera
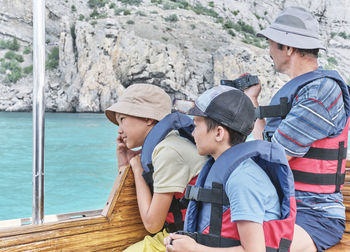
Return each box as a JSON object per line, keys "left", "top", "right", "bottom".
{"left": 221, "top": 74, "right": 259, "bottom": 90}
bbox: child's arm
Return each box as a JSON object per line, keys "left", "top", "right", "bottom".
{"left": 165, "top": 221, "right": 265, "bottom": 252}
{"left": 130, "top": 155, "right": 174, "bottom": 234}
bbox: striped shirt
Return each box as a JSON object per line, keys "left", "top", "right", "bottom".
{"left": 271, "top": 74, "right": 347, "bottom": 219}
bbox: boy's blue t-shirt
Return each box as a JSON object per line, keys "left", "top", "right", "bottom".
{"left": 225, "top": 158, "right": 281, "bottom": 224}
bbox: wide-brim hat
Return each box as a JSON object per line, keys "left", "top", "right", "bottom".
{"left": 105, "top": 84, "right": 172, "bottom": 125}
{"left": 257, "top": 6, "right": 325, "bottom": 50}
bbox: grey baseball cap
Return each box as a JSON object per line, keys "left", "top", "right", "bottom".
{"left": 188, "top": 85, "right": 255, "bottom": 136}
{"left": 257, "top": 6, "right": 325, "bottom": 50}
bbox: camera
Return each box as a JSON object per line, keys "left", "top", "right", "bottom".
{"left": 220, "top": 74, "right": 259, "bottom": 90}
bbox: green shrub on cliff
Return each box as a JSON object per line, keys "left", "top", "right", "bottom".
{"left": 46, "top": 47, "right": 59, "bottom": 70}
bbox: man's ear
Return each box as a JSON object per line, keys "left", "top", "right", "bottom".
{"left": 286, "top": 46, "right": 295, "bottom": 56}
{"left": 215, "top": 126, "right": 226, "bottom": 142}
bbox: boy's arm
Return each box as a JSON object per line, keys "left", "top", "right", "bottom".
{"left": 165, "top": 221, "right": 265, "bottom": 252}
{"left": 130, "top": 155, "right": 173, "bottom": 234}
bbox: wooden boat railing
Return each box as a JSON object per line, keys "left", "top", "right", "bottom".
{"left": 0, "top": 165, "right": 149, "bottom": 251}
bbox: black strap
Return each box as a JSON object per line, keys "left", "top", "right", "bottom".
{"left": 336, "top": 141, "right": 345, "bottom": 192}
{"left": 185, "top": 185, "right": 230, "bottom": 205}
{"left": 176, "top": 231, "right": 241, "bottom": 248}
{"left": 292, "top": 170, "right": 345, "bottom": 186}
{"left": 303, "top": 146, "right": 347, "bottom": 160}
{"left": 278, "top": 238, "right": 292, "bottom": 252}
{"left": 256, "top": 97, "right": 292, "bottom": 119}
{"left": 165, "top": 221, "right": 184, "bottom": 233}
{"left": 209, "top": 183, "right": 225, "bottom": 236}
{"left": 166, "top": 197, "right": 185, "bottom": 232}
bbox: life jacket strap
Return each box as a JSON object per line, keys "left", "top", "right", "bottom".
{"left": 164, "top": 221, "right": 184, "bottom": 233}
{"left": 303, "top": 145, "right": 347, "bottom": 161}
{"left": 184, "top": 184, "right": 230, "bottom": 205}
{"left": 165, "top": 196, "right": 187, "bottom": 233}
{"left": 256, "top": 97, "right": 292, "bottom": 119}
{"left": 292, "top": 170, "right": 345, "bottom": 186}
{"left": 176, "top": 231, "right": 241, "bottom": 248}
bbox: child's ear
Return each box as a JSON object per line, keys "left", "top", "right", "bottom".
{"left": 215, "top": 126, "right": 225, "bottom": 142}
{"left": 145, "top": 118, "right": 157, "bottom": 126}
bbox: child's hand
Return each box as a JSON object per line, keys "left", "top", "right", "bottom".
{"left": 130, "top": 154, "right": 143, "bottom": 176}
{"left": 116, "top": 135, "right": 141, "bottom": 167}
{"left": 164, "top": 233, "right": 199, "bottom": 252}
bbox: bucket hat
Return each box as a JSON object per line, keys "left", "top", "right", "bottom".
{"left": 105, "top": 84, "right": 172, "bottom": 125}
{"left": 188, "top": 85, "right": 255, "bottom": 136}
{"left": 257, "top": 6, "right": 325, "bottom": 50}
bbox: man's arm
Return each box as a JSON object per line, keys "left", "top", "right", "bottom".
{"left": 130, "top": 155, "right": 173, "bottom": 234}
{"left": 244, "top": 81, "right": 265, "bottom": 140}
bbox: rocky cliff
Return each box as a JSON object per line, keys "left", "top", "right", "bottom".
{"left": 0, "top": 0, "right": 349, "bottom": 112}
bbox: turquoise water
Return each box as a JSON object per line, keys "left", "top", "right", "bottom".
{"left": 0, "top": 112, "right": 117, "bottom": 221}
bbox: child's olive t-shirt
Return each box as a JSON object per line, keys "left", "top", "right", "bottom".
{"left": 152, "top": 130, "right": 208, "bottom": 194}
{"left": 225, "top": 158, "right": 281, "bottom": 223}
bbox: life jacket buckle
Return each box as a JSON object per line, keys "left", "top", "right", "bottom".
{"left": 185, "top": 185, "right": 200, "bottom": 201}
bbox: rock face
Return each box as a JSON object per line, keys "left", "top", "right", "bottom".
{"left": 0, "top": 0, "right": 349, "bottom": 111}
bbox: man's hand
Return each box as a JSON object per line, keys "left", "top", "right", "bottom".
{"left": 244, "top": 80, "right": 261, "bottom": 107}
{"left": 116, "top": 135, "right": 141, "bottom": 168}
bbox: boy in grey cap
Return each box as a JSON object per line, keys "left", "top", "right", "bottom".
{"left": 164, "top": 85, "right": 295, "bottom": 252}
{"left": 246, "top": 6, "right": 350, "bottom": 251}
{"left": 105, "top": 84, "right": 207, "bottom": 251}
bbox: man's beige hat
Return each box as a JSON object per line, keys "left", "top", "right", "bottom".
{"left": 257, "top": 6, "right": 325, "bottom": 50}
{"left": 105, "top": 84, "right": 172, "bottom": 125}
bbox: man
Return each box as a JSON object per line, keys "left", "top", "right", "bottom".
{"left": 245, "top": 6, "right": 350, "bottom": 251}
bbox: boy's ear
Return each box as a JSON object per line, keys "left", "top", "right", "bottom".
{"left": 215, "top": 126, "right": 226, "bottom": 142}
{"left": 145, "top": 118, "right": 157, "bottom": 126}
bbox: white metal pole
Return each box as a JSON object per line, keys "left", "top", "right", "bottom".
{"left": 32, "top": 0, "right": 46, "bottom": 225}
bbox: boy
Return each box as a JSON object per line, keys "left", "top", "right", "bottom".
{"left": 105, "top": 84, "right": 207, "bottom": 252}
{"left": 165, "top": 85, "right": 296, "bottom": 252}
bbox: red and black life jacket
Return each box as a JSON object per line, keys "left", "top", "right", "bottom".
{"left": 257, "top": 69, "right": 350, "bottom": 193}
{"left": 140, "top": 112, "right": 198, "bottom": 232}
{"left": 183, "top": 140, "right": 296, "bottom": 251}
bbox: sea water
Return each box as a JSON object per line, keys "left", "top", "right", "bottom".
{"left": 0, "top": 112, "right": 117, "bottom": 221}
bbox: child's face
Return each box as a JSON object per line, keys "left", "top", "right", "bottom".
{"left": 116, "top": 113, "right": 151, "bottom": 149}
{"left": 192, "top": 116, "right": 217, "bottom": 156}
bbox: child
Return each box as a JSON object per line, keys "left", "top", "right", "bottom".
{"left": 164, "top": 85, "right": 296, "bottom": 252}
{"left": 105, "top": 84, "right": 208, "bottom": 252}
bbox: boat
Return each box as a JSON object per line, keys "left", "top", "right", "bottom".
{"left": 1, "top": 1, "right": 350, "bottom": 251}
